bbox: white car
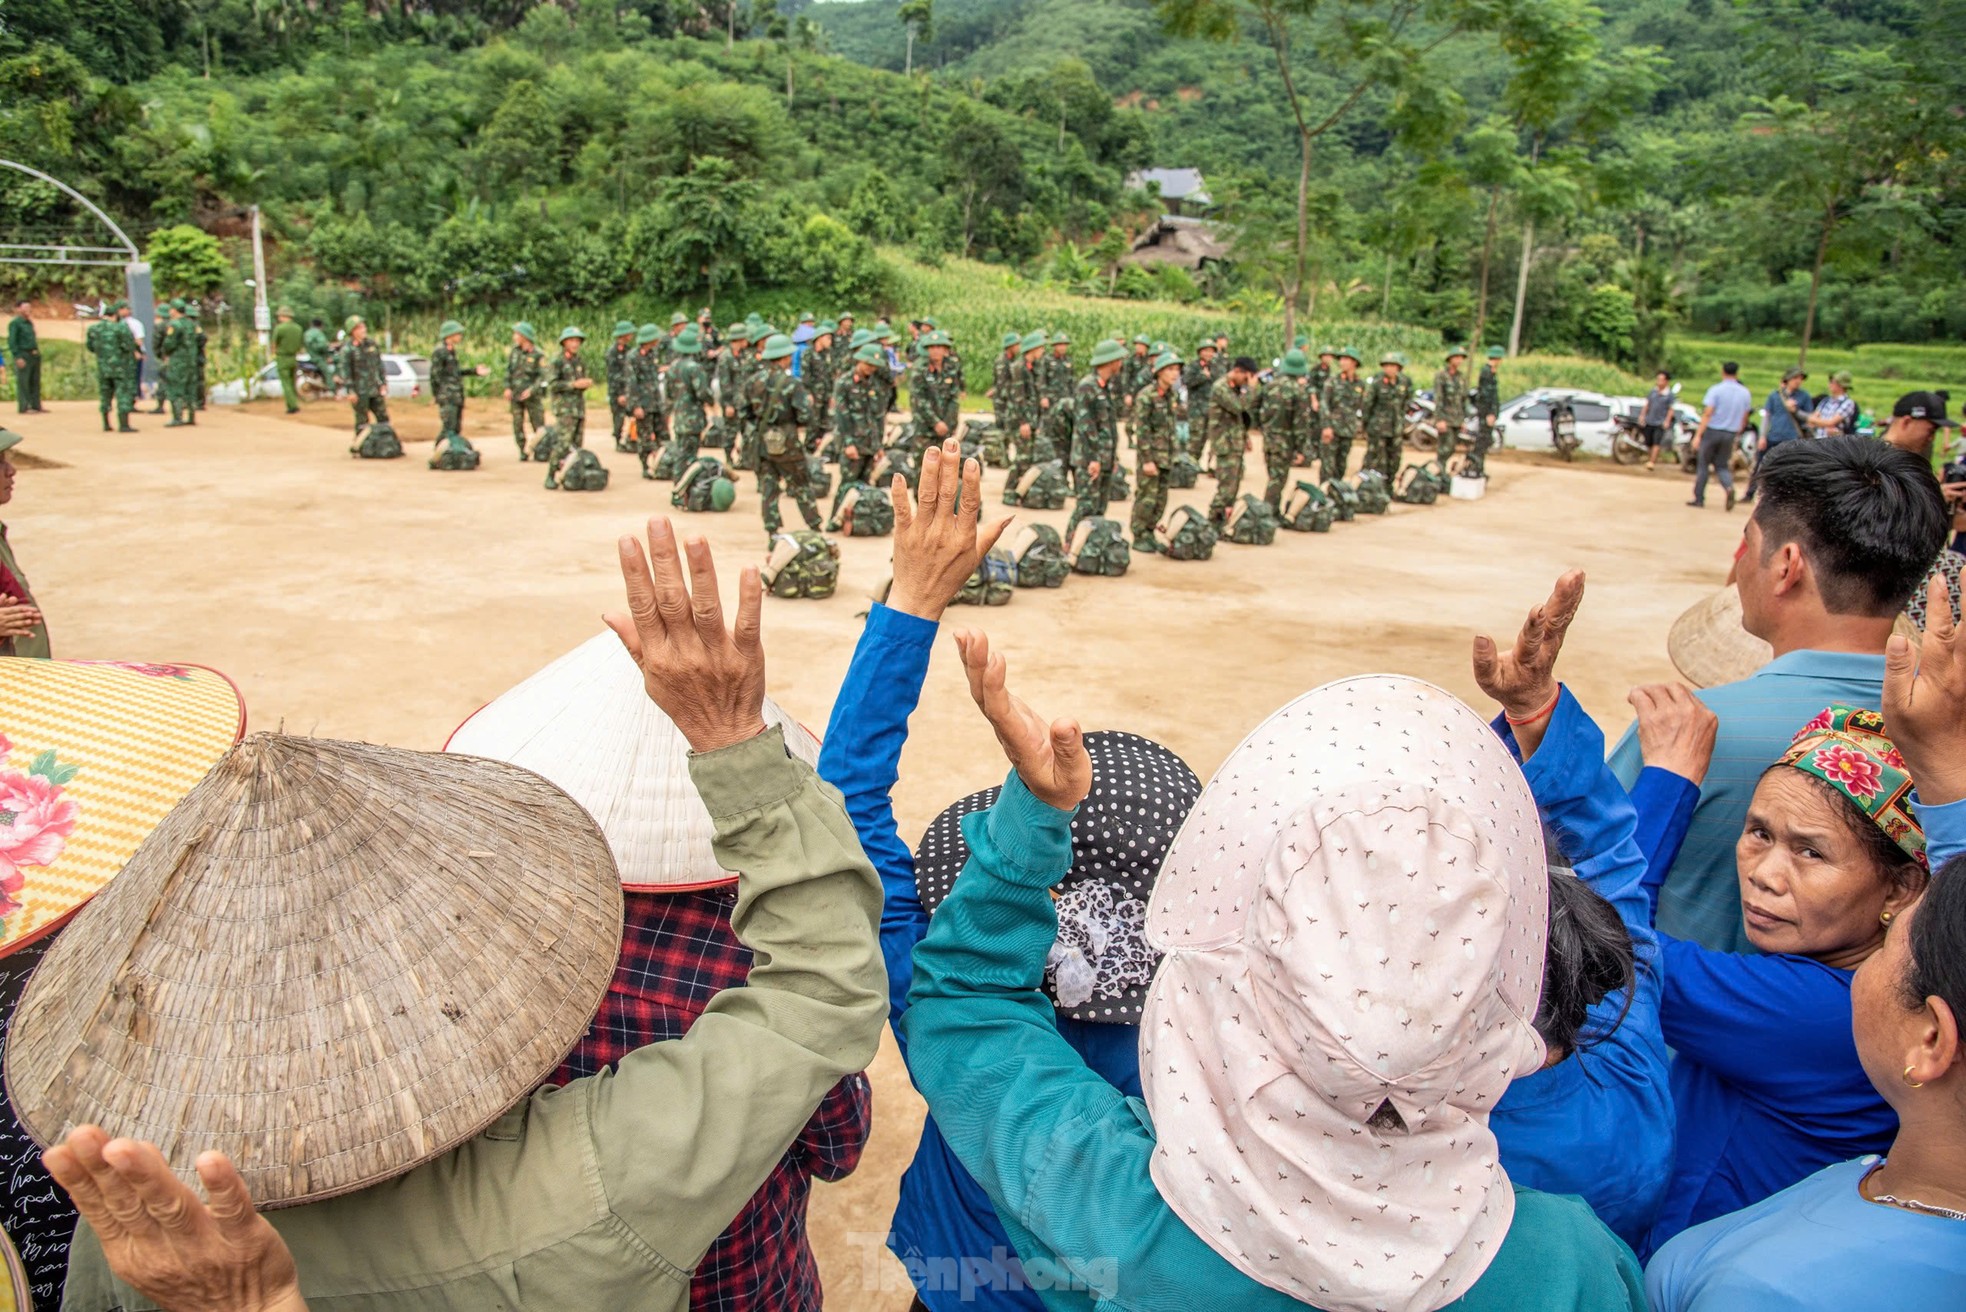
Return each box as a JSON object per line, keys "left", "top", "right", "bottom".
{"left": 210, "top": 353, "right": 429, "bottom": 405}
{"left": 1493, "top": 389, "right": 1629, "bottom": 456}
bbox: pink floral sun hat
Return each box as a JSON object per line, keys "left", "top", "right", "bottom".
{"left": 1141, "top": 676, "right": 1548, "bottom": 1312}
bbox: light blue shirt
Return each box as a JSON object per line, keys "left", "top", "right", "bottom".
{"left": 1702, "top": 379, "right": 1753, "bottom": 432}
{"left": 1645, "top": 1157, "right": 1966, "bottom": 1311}
{"left": 1607, "top": 648, "right": 1887, "bottom": 953}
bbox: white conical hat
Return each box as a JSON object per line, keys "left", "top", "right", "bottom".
{"left": 446, "top": 632, "right": 821, "bottom": 892}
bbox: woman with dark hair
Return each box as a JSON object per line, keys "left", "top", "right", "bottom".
{"left": 1646, "top": 576, "right": 1966, "bottom": 1309}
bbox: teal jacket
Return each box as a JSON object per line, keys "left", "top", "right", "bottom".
{"left": 902, "top": 771, "right": 1648, "bottom": 1312}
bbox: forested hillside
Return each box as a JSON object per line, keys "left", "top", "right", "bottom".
{"left": 1, "top": 0, "right": 1960, "bottom": 371}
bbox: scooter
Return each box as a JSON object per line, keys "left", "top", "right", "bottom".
{"left": 1548, "top": 398, "right": 1581, "bottom": 460}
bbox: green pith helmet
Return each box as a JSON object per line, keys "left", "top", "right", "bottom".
{"left": 1020, "top": 330, "right": 1048, "bottom": 354}
{"left": 1050, "top": 332, "right": 1071, "bottom": 347}
{"left": 1197, "top": 338, "right": 1215, "bottom": 352}
{"left": 1318, "top": 344, "right": 1337, "bottom": 357}
{"left": 276, "top": 305, "right": 294, "bottom": 317}
{"left": 512, "top": 321, "right": 538, "bottom": 342}
{"left": 184, "top": 304, "right": 199, "bottom": 318}
{"left": 878, "top": 327, "right": 900, "bottom": 344}
{"left": 818, "top": 319, "right": 838, "bottom": 335}
{"left": 873, "top": 319, "right": 892, "bottom": 332}
{"left": 612, "top": 320, "right": 636, "bottom": 339}
{"left": 918, "top": 315, "right": 938, "bottom": 330}
{"left": 438, "top": 319, "right": 465, "bottom": 339}
{"left": 854, "top": 343, "right": 886, "bottom": 365}
{"left": 836, "top": 312, "right": 856, "bottom": 324}
{"left": 1002, "top": 331, "right": 1023, "bottom": 349}
{"left": 635, "top": 323, "right": 663, "bottom": 345}
{"left": 1151, "top": 340, "right": 1169, "bottom": 354}
{"left": 1089, "top": 338, "right": 1128, "bottom": 367}
{"left": 849, "top": 328, "right": 877, "bottom": 350}
{"left": 1446, "top": 345, "right": 1469, "bottom": 360}
{"left": 1278, "top": 349, "right": 1310, "bottom": 377}
{"left": 727, "top": 323, "right": 750, "bottom": 341}
{"left": 920, "top": 330, "right": 952, "bottom": 349}
{"left": 670, "top": 311, "right": 689, "bottom": 327}
{"left": 343, "top": 314, "right": 363, "bottom": 329}
{"left": 799, "top": 311, "right": 816, "bottom": 324}
{"left": 1293, "top": 333, "right": 1310, "bottom": 349}
{"left": 559, "top": 326, "right": 586, "bottom": 344}
{"left": 1486, "top": 346, "right": 1505, "bottom": 359}
{"left": 760, "top": 333, "right": 796, "bottom": 362}
{"left": 754, "top": 323, "right": 779, "bottom": 339}
{"left": 110, "top": 299, "right": 128, "bottom": 312}
{"left": 1133, "top": 334, "right": 1152, "bottom": 347}
{"left": 671, "top": 326, "right": 702, "bottom": 354}
{"left": 745, "top": 312, "right": 764, "bottom": 328}
{"left": 1380, "top": 352, "right": 1404, "bottom": 367}
{"left": 1152, "top": 351, "right": 1183, "bottom": 374}
{"left": 1338, "top": 345, "right": 1362, "bottom": 363}
{"left": 710, "top": 477, "right": 737, "bottom": 511}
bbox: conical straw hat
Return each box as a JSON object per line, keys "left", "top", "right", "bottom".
{"left": 4, "top": 735, "right": 623, "bottom": 1207}
{"left": 1667, "top": 587, "right": 1773, "bottom": 689}
{"left": 0, "top": 659, "right": 246, "bottom": 958}
{"left": 446, "top": 631, "right": 821, "bottom": 892}
{"left": 0, "top": 1224, "right": 25, "bottom": 1312}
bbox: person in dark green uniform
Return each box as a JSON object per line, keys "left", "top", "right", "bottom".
{"left": 1432, "top": 346, "right": 1472, "bottom": 467}
{"left": 85, "top": 305, "right": 139, "bottom": 432}
{"left": 188, "top": 304, "right": 209, "bottom": 411}
{"left": 341, "top": 316, "right": 388, "bottom": 437}
{"left": 627, "top": 323, "right": 667, "bottom": 479}
{"left": 1182, "top": 340, "right": 1219, "bottom": 461}
{"left": 1318, "top": 346, "right": 1368, "bottom": 482}
{"left": 1472, "top": 346, "right": 1504, "bottom": 475}
{"left": 504, "top": 322, "right": 546, "bottom": 460}
{"left": 659, "top": 325, "right": 713, "bottom": 479}
{"left": 7, "top": 302, "right": 43, "bottom": 415}
{"left": 271, "top": 306, "right": 306, "bottom": 414}
{"left": 160, "top": 302, "right": 199, "bottom": 427}
{"left": 606, "top": 320, "right": 636, "bottom": 452}
{"left": 754, "top": 334, "right": 821, "bottom": 544}
{"left": 0, "top": 428, "right": 51, "bottom": 657}
{"left": 431, "top": 320, "right": 489, "bottom": 437}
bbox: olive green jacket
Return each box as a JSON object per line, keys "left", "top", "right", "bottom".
{"left": 63, "top": 728, "right": 887, "bottom": 1312}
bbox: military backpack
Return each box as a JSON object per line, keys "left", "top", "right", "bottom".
{"left": 1323, "top": 480, "right": 1360, "bottom": 522}
{"left": 529, "top": 423, "right": 564, "bottom": 463}
{"left": 876, "top": 448, "right": 919, "bottom": 492}
{"left": 1008, "top": 523, "right": 1071, "bottom": 589}
{"left": 808, "top": 455, "right": 834, "bottom": 501}
{"left": 954, "top": 546, "right": 1016, "bottom": 607}
{"left": 1167, "top": 451, "right": 1202, "bottom": 489}
{"left": 673, "top": 457, "right": 732, "bottom": 512}
{"left": 557, "top": 448, "right": 611, "bottom": 492}
{"left": 762, "top": 530, "right": 840, "bottom": 600}
{"left": 1281, "top": 481, "right": 1336, "bottom": 533}
{"left": 1225, "top": 495, "right": 1280, "bottom": 546}
{"left": 960, "top": 418, "right": 997, "bottom": 466}
{"left": 653, "top": 438, "right": 698, "bottom": 482}
{"left": 1393, "top": 463, "right": 1446, "bottom": 505}
{"left": 829, "top": 482, "right": 895, "bottom": 537}
{"left": 1354, "top": 469, "right": 1392, "bottom": 515}
{"left": 1161, "top": 505, "right": 1219, "bottom": 561}
{"left": 1068, "top": 518, "right": 1131, "bottom": 577}
{"left": 1104, "top": 465, "right": 1131, "bottom": 502}
{"left": 429, "top": 431, "right": 480, "bottom": 471}
{"left": 351, "top": 421, "right": 403, "bottom": 460}
{"left": 1014, "top": 460, "right": 1070, "bottom": 511}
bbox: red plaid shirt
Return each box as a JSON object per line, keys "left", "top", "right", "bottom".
{"left": 548, "top": 887, "right": 872, "bottom": 1312}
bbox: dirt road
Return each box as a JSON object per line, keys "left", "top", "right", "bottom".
{"left": 3, "top": 396, "right": 1746, "bottom": 1307}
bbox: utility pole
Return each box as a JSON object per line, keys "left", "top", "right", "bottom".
{"left": 250, "top": 205, "right": 271, "bottom": 353}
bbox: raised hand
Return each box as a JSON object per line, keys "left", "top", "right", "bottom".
{"left": 1473, "top": 569, "right": 1585, "bottom": 724}
{"left": 605, "top": 517, "right": 767, "bottom": 753}
{"left": 1883, "top": 571, "right": 1966, "bottom": 806}
{"left": 1628, "top": 683, "right": 1719, "bottom": 785}
{"left": 888, "top": 438, "right": 1013, "bottom": 623}
{"left": 44, "top": 1126, "right": 308, "bottom": 1312}
{"left": 953, "top": 629, "right": 1091, "bottom": 812}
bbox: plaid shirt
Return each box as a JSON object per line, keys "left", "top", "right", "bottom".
{"left": 548, "top": 888, "right": 872, "bottom": 1312}
{"left": 1811, "top": 392, "right": 1857, "bottom": 436}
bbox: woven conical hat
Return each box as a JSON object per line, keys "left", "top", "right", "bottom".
{"left": 0, "top": 1224, "right": 25, "bottom": 1312}
{"left": 0, "top": 659, "right": 246, "bottom": 958}
{"left": 4, "top": 735, "right": 623, "bottom": 1207}
{"left": 446, "top": 631, "right": 821, "bottom": 892}
{"left": 1668, "top": 587, "right": 1773, "bottom": 689}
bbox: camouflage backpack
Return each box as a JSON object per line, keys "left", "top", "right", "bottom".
{"left": 1226, "top": 495, "right": 1280, "bottom": 546}
{"left": 1281, "top": 481, "right": 1336, "bottom": 533}
{"left": 1323, "top": 480, "right": 1360, "bottom": 522}
{"left": 1105, "top": 465, "right": 1131, "bottom": 502}
{"left": 428, "top": 431, "right": 480, "bottom": 471}
{"left": 672, "top": 457, "right": 731, "bottom": 512}
{"left": 1069, "top": 517, "right": 1132, "bottom": 577}
{"left": 1014, "top": 460, "right": 1070, "bottom": 511}
{"left": 1393, "top": 463, "right": 1445, "bottom": 505}
{"left": 876, "top": 448, "right": 919, "bottom": 492}
{"left": 1009, "top": 523, "right": 1071, "bottom": 588}
{"left": 960, "top": 418, "right": 995, "bottom": 466}
{"left": 828, "top": 482, "right": 894, "bottom": 537}
{"left": 762, "top": 530, "right": 840, "bottom": 600}
{"left": 975, "top": 422, "right": 1011, "bottom": 468}
{"left": 351, "top": 421, "right": 402, "bottom": 460}
{"left": 954, "top": 546, "right": 1016, "bottom": 606}
{"left": 529, "top": 423, "right": 566, "bottom": 464}
{"left": 807, "top": 455, "right": 834, "bottom": 502}
{"left": 1161, "top": 505, "right": 1218, "bottom": 561}
{"left": 1354, "top": 469, "right": 1392, "bottom": 515}
{"left": 557, "top": 448, "right": 611, "bottom": 492}
{"left": 652, "top": 438, "right": 698, "bottom": 482}
{"left": 1167, "top": 451, "right": 1202, "bottom": 489}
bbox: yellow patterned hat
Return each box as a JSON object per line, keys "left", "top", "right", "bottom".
{"left": 0, "top": 659, "right": 245, "bottom": 957}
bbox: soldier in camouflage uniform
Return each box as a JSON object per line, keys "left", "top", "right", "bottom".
{"left": 804, "top": 321, "right": 837, "bottom": 440}
{"left": 1207, "top": 356, "right": 1261, "bottom": 524}
{"left": 1308, "top": 346, "right": 1335, "bottom": 412}
{"left": 1131, "top": 351, "right": 1185, "bottom": 553}
{"left": 503, "top": 322, "right": 546, "bottom": 459}
{"left": 989, "top": 331, "right": 1021, "bottom": 432}
{"left": 540, "top": 326, "right": 594, "bottom": 487}
{"left": 1360, "top": 351, "right": 1414, "bottom": 480}
{"left": 430, "top": 320, "right": 489, "bottom": 437}
{"left": 1182, "top": 341, "right": 1219, "bottom": 461}
{"left": 189, "top": 305, "right": 208, "bottom": 411}
{"left": 1037, "top": 331, "right": 1076, "bottom": 469}
{"left": 1119, "top": 335, "right": 1154, "bottom": 408}
{"left": 628, "top": 323, "right": 667, "bottom": 479}
{"left": 1002, "top": 331, "right": 1051, "bottom": 501}
{"left": 1066, "top": 339, "right": 1128, "bottom": 538}
{"left": 659, "top": 325, "right": 712, "bottom": 476}
{"left": 605, "top": 320, "right": 636, "bottom": 452}
{"left": 828, "top": 313, "right": 857, "bottom": 377}
{"left": 1431, "top": 347, "right": 1471, "bottom": 467}
{"left": 714, "top": 324, "right": 752, "bottom": 456}
{"left": 659, "top": 311, "right": 690, "bottom": 370}
{"left": 735, "top": 326, "right": 780, "bottom": 475}
{"left": 342, "top": 316, "right": 388, "bottom": 437}
{"left": 85, "top": 304, "right": 139, "bottom": 432}
{"left": 754, "top": 334, "right": 821, "bottom": 542}
{"left": 1318, "top": 347, "right": 1367, "bottom": 482}
{"left": 831, "top": 343, "right": 888, "bottom": 489}
{"left": 1258, "top": 349, "right": 1317, "bottom": 510}
{"left": 1472, "top": 346, "right": 1503, "bottom": 473}
{"left": 907, "top": 331, "right": 962, "bottom": 458}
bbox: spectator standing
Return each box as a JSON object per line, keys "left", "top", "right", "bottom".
{"left": 7, "top": 302, "right": 42, "bottom": 415}
{"left": 1742, "top": 367, "right": 1811, "bottom": 503}
{"left": 1806, "top": 370, "right": 1857, "bottom": 439}
{"left": 1641, "top": 371, "right": 1675, "bottom": 471}
{"left": 1687, "top": 362, "right": 1753, "bottom": 510}
{"left": 0, "top": 429, "right": 48, "bottom": 657}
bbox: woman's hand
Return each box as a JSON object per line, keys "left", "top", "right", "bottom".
{"left": 953, "top": 629, "right": 1091, "bottom": 812}
{"left": 0, "top": 600, "right": 42, "bottom": 639}
{"left": 888, "top": 439, "right": 1013, "bottom": 624}
{"left": 1628, "top": 683, "right": 1719, "bottom": 785}
{"left": 1884, "top": 571, "right": 1966, "bottom": 806}
{"left": 1473, "top": 569, "right": 1585, "bottom": 723}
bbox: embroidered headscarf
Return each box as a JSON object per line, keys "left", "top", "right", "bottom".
{"left": 1778, "top": 705, "right": 1926, "bottom": 869}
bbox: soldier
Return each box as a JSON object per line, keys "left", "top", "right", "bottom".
{"left": 158, "top": 302, "right": 199, "bottom": 427}
{"left": 1472, "top": 346, "right": 1504, "bottom": 474}
{"left": 1308, "top": 346, "right": 1336, "bottom": 409}
{"left": 1120, "top": 335, "right": 1154, "bottom": 410}
{"left": 84, "top": 306, "right": 137, "bottom": 432}
{"left": 503, "top": 322, "right": 546, "bottom": 459}
{"left": 695, "top": 307, "right": 720, "bottom": 354}
{"left": 714, "top": 323, "right": 752, "bottom": 455}
{"left": 1258, "top": 349, "right": 1317, "bottom": 510}
{"left": 831, "top": 343, "right": 888, "bottom": 490}
{"left": 1066, "top": 339, "right": 1128, "bottom": 538}
{"left": 1318, "top": 346, "right": 1368, "bottom": 482}
{"left": 7, "top": 302, "right": 42, "bottom": 415}
{"left": 108, "top": 302, "right": 140, "bottom": 429}
{"left": 543, "top": 325, "right": 593, "bottom": 455}
{"left": 660, "top": 311, "right": 690, "bottom": 369}
{"left": 1131, "top": 351, "right": 1185, "bottom": 553}
{"left": 754, "top": 334, "right": 821, "bottom": 544}
{"left": 829, "top": 312, "right": 857, "bottom": 376}
{"left": 189, "top": 304, "right": 208, "bottom": 411}
{"left": 1037, "top": 331, "right": 1075, "bottom": 470}
{"left": 341, "top": 315, "right": 388, "bottom": 438}
{"left": 303, "top": 317, "right": 331, "bottom": 396}
{"left": 430, "top": 320, "right": 489, "bottom": 438}
{"left": 1002, "top": 331, "right": 1051, "bottom": 502}
{"left": 1182, "top": 339, "right": 1219, "bottom": 460}
{"left": 605, "top": 320, "right": 636, "bottom": 452}
{"left": 1360, "top": 351, "right": 1414, "bottom": 480}
{"left": 1206, "top": 356, "right": 1261, "bottom": 524}
{"left": 989, "top": 331, "right": 1021, "bottom": 432}
{"left": 627, "top": 323, "right": 667, "bottom": 479}
{"left": 658, "top": 324, "right": 712, "bottom": 477}
{"left": 270, "top": 306, "right": 305, "bottom": 414}
{"left": 1432, "top": 346, "right": 1472, "bottom": 468}
{"left": 908, "top": 330, "right": 962, "bottom": 458}
{"left": 805, "top": 320, "right": 837, "bottom": 439}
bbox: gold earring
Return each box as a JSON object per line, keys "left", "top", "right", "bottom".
{"left": 1905, "top": 1065, "right": 1925, "bottom": 1089}
{"left": 1881, "top": 911, "right": 1895, "bottom": 926}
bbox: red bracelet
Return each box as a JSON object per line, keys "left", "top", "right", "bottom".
{"left": 1504, "top": 686, "right": 1562, "bottom": 726}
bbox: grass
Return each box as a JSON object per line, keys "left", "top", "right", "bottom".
{"left": 1666, "top": 335, "right": 1966, "bottom": 417}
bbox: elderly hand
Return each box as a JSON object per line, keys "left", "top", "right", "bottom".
{"left": 605, "top": 518, "right": 767, "bottom": 754}
{"left": 1884, "top": 571, "right": 1966, "bottom": 806}
{"left": 1473, "top": 569, "right": 1585, "bottom": 735}
{"left": 0, "top": 600, "right": 42, "bottom": 639}
{"left": 1628, "top": 683, "right": 1719, "bottom": 785}
{"left": 953, "top": 629, "right": 1091, "bottom": 812}
{"left": 888, "top": 439, "right": 1012, "bottom": 623}
{"left": 44, "top": 1126, "right": 308, "bottom": 1312}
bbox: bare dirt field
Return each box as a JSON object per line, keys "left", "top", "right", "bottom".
{"left": 4, "top": 393, "right": 1747, "bottom": 1307}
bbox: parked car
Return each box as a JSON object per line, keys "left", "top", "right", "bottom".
{"left": 1493, "top": 389, "right": 1628, "bottom": 456}
{"left": 209, "top": 353, "right": 428, "bottom": 405}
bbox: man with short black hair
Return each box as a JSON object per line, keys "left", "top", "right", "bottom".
{"left": 1881, "top": 390, "right": 1958, "bottom": 468}
{"left": 1742, "top": 366, "right": 1811, "bottom": 503}
{"left": 1609, "top": 437, "right": 1951, "bottom": 951}
{"left": 1640, "top": 371, "right": 1674, "bottom": 471}
{"left": 1688, "top": 361, "right": 1752, "bottom": 511}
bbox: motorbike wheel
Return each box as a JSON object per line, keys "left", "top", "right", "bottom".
{"left": 1404, "top": 421, "right": 1436, "bottom": 451}
{"left": 1555, "top": 436, "right": 1580, "bottom": 462}
{"left": 1611, "top": 432, "right": 1646, "bottom": 465}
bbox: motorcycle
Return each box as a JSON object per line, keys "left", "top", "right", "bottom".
{"left": 1548, "top": 398, "right": 1581, "bottom": 460}
{"left": 1609, "top": 413, "right": 1664, "bottom": 466}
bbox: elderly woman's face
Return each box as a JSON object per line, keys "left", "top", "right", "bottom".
{"left": 1737, "top": 769, "right": 1907, "bottom": 966}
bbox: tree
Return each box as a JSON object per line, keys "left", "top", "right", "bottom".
{"left": 474, "top": 79, "right": 559, "bottom": 196}
{"left": 898, "top": 0, "right": 933, "bottom": 76}
{"left": 641, "top": 155, "right": 760, "bottom": 305}
{"left": 937, "top": 103, "right": 1024, "bottom": 257}
{"left": 145, "top": 224, "right": 229, "bottom": 295}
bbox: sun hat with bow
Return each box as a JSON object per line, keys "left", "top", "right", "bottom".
{"left": 914, "top": 732, "right": 1200, "bottom": 1023}
{"left": 1141, "top": 675, "right": 1548, "bottom": 1312}
{"left": 446, "top": 631, "right": 820, "bottom": 892}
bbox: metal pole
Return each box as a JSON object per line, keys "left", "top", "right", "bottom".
{"left": 124, "top": 262, "right": 157, "bottom": 392}
{"left": 250, "top": 205, "right": 270, "bottom": 352}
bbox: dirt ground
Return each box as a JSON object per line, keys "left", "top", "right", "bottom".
{"left": 4, "top": 394, "right": 1747, "bottom": 1307}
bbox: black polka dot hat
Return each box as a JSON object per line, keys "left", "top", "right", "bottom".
{"left": 914, "top": 731, "right": 1201, "bottom": 1024}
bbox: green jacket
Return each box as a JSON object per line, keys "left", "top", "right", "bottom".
{"left": 1362, "top": 372, "right": 1414, "bottom": 438}
{"left": 272, "top": 320, "right": 306, "bottom": 360}
{"left": 1433, "top": 366, "right": 1471, "bottom": 426}
{"left": 667, "top": 357, "right": 713, "bottom": 439}
{"left": 6, "top": 315, "right": 36, "bottom": 359}
{"left": 0, "top": 523, "right": 49, "bottom": 659}
{"left": 1320, "top": 373, "right": 1368, "bottom": 438}
{"left": 1068, "top": 373, "right": 1120, "bottom": 472}
{"left": 909, "top": 360, "right": 962, "bottom": 441}
{"left": 62, "top": 729, "right": 886, "bottom": 1312}
{"left": 1131, "top": 381, "right": 1185, "bottom": 470}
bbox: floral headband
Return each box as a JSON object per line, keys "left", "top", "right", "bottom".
{"left": 1780, "top": 706, "right": 1926, "bottom": 869}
